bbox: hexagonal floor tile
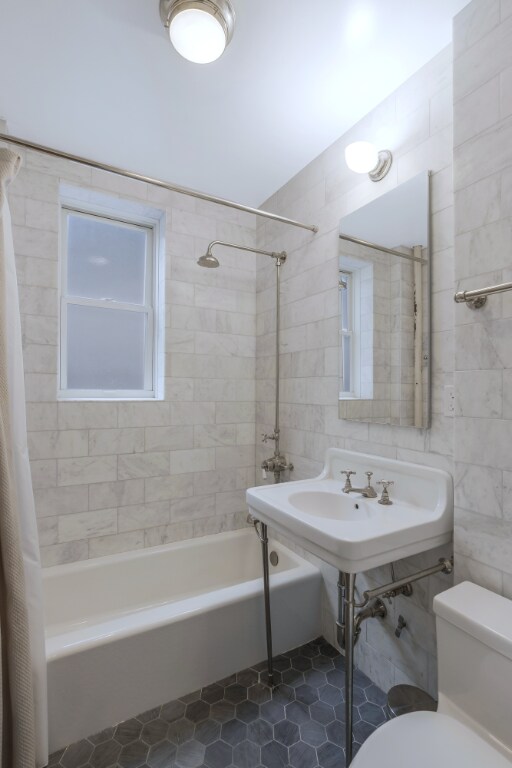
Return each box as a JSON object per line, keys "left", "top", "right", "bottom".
{"left": 300, "top": 719, "right": 327, "bottom": 747}
{"left": 225, "top": 684, "right": 248, "bottom": 704}
{"left": 175, "top": 739, "right": 205, "bottom": 768}
{"left": 260, "top": 701, "right": 285, "bottom": 725}
{"left": 90, "top": 740, "right": 121, "bottom": 768}
{"left": 204, "top": 739, "right": 233, "bottom": 768}
{"left": 114, "top": 718, "right": 143, "bottom": 746}
{"left": 201, "top": 684, "right": 224, "bottom": 705}
{"left": 233, "top": 739, "right": 261, "bottom": 768}
{"left": 310, "top": 701, "right": 335, "bottom": 725}
{"left": 289, "top": 740, "right": 318, "bottom": 768}
{"left": 236, "top": 700, "right": 260, "bottom": 724}
{"left": 317, "top": 741, "right": 345, "bottom": 768}
{"left": 147, "top": 740, "right": 177, "bottom": 768}
{"left": 117, "top": 739, "right": 148, "bottom": 768}
{"left": 295, "top": 684, "right": 319, "bottom": 706}
{"left": 49, "top": 636, "right": 389, "bottom": 768}
{"left": 194, "top": 718, "right": 221, "bottom": 745}
{"left": 260, "top": 740, "right": 288, "bottom": 768}
{"left": 248, "top": 683, "right": 272, "bottom": 705}
{"left": 160, "top": 700, "right": 186, "bottom": 723}
{"left": 220, "top": 718, "right": 248, "bottom": 746}
{"left": 210, "top": 700, "right": 236, "bottom": 724}
{"left": 273, "top": 719, "right": 300, "bottom": 747}
{"left": 141, "top": 719, "right": 169, "bottom": 746}
{"left": 246, "top": 719, "right": 273, "bottom": 747}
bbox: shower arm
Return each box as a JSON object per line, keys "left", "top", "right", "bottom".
{"left": 206, "top": 240, "right": 287, "bottom": 464}
{"left": 206, "top": 240, "right": 286, "bottom": 265}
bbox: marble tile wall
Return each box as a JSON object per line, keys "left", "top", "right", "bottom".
{"left": 6, "top": 146, "right": 257, "bottom": 566}
{"left": 453, "top": 0, "right": 512, "bottom": 596}
{"left": 255, "top": 48, "right": 455, "bottom": 696}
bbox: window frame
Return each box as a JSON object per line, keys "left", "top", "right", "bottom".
{"left": 339, "top": 269, "right": 361, "bottom": 400}
{"left": 59, "top": 202, "right": 160, "bottom": 401}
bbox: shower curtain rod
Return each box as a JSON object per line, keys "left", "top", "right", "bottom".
{"left": 0, "top": 132, "right": 319, "bottom": 234}
{"left": 339, "top": 232, "right": 426, "bottom": 263}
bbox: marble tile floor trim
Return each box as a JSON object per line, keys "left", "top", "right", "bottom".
{"left": 48, "top": 637, "right": 388, "bottom": 768}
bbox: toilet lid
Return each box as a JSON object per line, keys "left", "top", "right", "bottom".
{"left": 352, "top": 711, "right": 512, "bottom": 768}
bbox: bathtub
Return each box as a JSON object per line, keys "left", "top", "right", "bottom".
{"left": 44, "top": 528, "right": 321, "bottom": 752}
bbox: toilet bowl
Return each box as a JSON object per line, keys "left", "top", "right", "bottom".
{"left": 352, "top": 581, "right": 512, "bottom": 767}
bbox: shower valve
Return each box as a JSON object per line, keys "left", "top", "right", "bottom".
{"left": 262, "top": 432, "right": 278, "bottom": 443}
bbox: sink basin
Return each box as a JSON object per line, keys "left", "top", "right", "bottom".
{"left": 246, "top": 448, "right": 453, "bottom": 573}
{"left": 287, "top": 489, "right": 377, "bottom": 521}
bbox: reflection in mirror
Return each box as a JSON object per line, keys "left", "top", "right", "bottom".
{"left": 338, "top": 171, "right": 430, "bottom": 428}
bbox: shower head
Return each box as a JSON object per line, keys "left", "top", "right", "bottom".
{"left": 197, "top": 252, "right": 220, "bottom": 269}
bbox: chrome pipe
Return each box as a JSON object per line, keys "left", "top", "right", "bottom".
{"left": 339, "top": 233, "right": 426, "bottom": 264}
{"left": 206, "top": 240, "right": 287, "bottom": 261}
{"left": 260, "top": 523, "right": 274, "bottom": 687}
{"left": 0, "top": 132, "right": 319, "bottom": 234}
{"left": 454, "top": 280, "right": 512, "bottom": 307}
{"left": 336, "top": 573, "right": 346, "bottom": 648}
{"left": 343, "top": 572, "right": 356, "bottom": 766}
{"left": 355, "top": 557, "right": 453, "bottom": 609}
{"left": 274, "top": 258, "right": 281, "bottom": 458}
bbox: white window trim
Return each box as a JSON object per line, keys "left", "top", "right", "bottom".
{"left": 339, "top": 269, "right": 361, "bottom": 400}
{"left": 58, "top": 201, "right": 163, "bottom": 401}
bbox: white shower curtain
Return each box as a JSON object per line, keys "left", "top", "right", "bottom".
{"left": 0, "top": 148, "right": 48, "bottom": 767}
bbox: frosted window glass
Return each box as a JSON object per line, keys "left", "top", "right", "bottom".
{"left": 67, "top": 304, "right": 147, "bottom": 390}
{"left": 342, "top": 337, "right": 351, "bottom": 393}
{"left": 67, "top": 214, "right": 147, "bottom": 304}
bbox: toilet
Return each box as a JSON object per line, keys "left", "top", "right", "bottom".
{"left": 352, "top": 581, "right": 512, "bottom": 767}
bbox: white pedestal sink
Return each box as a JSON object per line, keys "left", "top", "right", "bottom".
{"left": 247, "top": 448, "right": 453, "bottom": 766}
{"left": 247, "top": 447, "right": 453, "bottom": 573}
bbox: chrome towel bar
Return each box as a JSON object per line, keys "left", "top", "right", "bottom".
{"left": 454, "top": 280, "right": 512, "bottom": 309}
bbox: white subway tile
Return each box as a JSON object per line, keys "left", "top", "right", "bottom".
{"left": 58, "top": 508, "right": 117, "bottom": 542}
{"left": 57, "top": 456, "right": 118, "bottom": 486}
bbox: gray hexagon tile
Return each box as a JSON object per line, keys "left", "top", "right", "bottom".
{"left": 48, "top": 637, "right": 388, "bottom": 768}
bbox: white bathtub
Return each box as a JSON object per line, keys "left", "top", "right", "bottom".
{"left": 44, "top": 528, "right": 321, "bottom": 752}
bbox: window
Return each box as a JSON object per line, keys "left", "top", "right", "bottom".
{"left": 59, "top": 204, "right": 160, "bottom": 399}
{"left": 339, "top": 269, "right": 361, "bottom": 399}
{"left": 339, "top": 271, "right": 354, "bottom": 396}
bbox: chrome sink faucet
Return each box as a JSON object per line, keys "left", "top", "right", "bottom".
{"left": 341, "top": 470, "right": 378, "bottom": 499}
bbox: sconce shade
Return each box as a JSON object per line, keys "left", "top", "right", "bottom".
{"left": 345, "top": 142, "right": 393, "bottom": 182}
{"left": 345, "top": 141, "right": 379, "bottom": 173}
{"left": 160, "top": 0, "right": 235, "bottom": 64}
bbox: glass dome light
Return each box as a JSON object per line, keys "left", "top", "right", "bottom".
{"left": 345, "top": 141, "right": 393, "bottom": 182}
{"left": 160, "top": 0, "right": 235, "bottom": 64}
{"left": 345, "top": 141, "right": 379, "bottom": 173}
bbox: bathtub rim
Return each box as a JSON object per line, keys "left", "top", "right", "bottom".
{"left": 44, "top": 529, "right": 319, "bottom": 662}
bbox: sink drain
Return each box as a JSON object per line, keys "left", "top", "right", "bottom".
{"left": 269, "top": 551, "right": 279, "bottom": 566}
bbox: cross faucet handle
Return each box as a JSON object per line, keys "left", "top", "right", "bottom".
{"left": 378, "top": 480, "right": 394, "bottom": 505}
{"left": 341, "top": 470, "right": 356, "bottom": 491}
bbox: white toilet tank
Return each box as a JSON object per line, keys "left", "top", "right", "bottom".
{"left": 435, "top": 581, "right": 512, "bottom": 754}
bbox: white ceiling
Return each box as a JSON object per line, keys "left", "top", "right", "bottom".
{"left": 0, "top": 0, "right": 469, "bottom": 207}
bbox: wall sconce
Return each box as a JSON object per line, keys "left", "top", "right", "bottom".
{"left": 345, "top": 141, "right": 393, "bottom": 182}
{"left": 160, "top": 0, "right": 235, "bottom": 64}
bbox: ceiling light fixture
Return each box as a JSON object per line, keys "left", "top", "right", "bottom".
{"left": 345, "top": 141, "right": 393, "bottom": 182}
{"left": 159, "top": 0, "right": 235, "bottom": 64}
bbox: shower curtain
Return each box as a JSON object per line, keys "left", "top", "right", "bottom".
{"left": 0, "top": 148, "right": 48, "bottom": 767}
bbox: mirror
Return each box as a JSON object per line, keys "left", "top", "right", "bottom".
{"left": 338, "top": 171, "right": 430, "bottom": 428}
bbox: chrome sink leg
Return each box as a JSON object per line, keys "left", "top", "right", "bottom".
{"left": 343, "top": 571, "right": 356, "bottom": 765}
{"left": 260, "top": 523, "right": 274, "bottom": 686}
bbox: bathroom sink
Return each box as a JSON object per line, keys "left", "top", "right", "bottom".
{"left": 246, "top": 448, "right": 453, "bottom": 573}
{"left": 287, "top": 489, "right": 377, "bottom": 521}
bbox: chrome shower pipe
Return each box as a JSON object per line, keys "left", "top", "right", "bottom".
{"left": 203, "top": 239, "right": 290, "bottom": 688}
{"left": 0, "top": 133, "right": 319, "bottom": 234}
{"left": 202, "top": 239, "right": 287, "bottom": 469}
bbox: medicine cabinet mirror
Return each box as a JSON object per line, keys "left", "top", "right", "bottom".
{"left": 338, "top": 171, "right": 430, "bottom": 428}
